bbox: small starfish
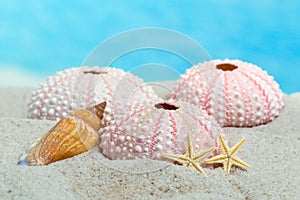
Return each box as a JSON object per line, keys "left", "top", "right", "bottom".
{"left": 162, "top": 132, "right": 215, "bottom": 177}
{"left": 205, "top": 134, "right": 250, "bottom": 174}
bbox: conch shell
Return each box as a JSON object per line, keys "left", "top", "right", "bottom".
{"left": 18, "top": 102, "right": 106, "bottom": 166}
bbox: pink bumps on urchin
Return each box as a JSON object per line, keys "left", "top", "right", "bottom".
{"left": 99, "top": 99, "right": 225, "bottom": 161}
{"left": 27, "top": 66, "right": 158, "bottom": 121}
{"left": 173, "top": 59, "right": 284, "bottom": 127}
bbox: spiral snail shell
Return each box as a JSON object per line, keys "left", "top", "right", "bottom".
{"left": 18, "top": 102, "right": 106, "bottom": 166}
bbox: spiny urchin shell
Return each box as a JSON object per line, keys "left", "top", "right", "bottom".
{"left": 99, "top": 99, "right": 225, "bottom": 161}
{"left": 27, "top": 66, "right": 158, "bottom": 121}
{"left": 173, "top": 59, "right": 284, "bottom": 127}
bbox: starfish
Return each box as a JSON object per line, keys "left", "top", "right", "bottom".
{"left": 205, "top": 134, "right": 250, "bottom": 174}
{"left": 162, "top": 132, "right": 215, "bottom": 177}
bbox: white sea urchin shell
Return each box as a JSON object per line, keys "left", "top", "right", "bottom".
{"left": 27, "top": 66, "right": 157, "bottom": 121}
{"left": 99, "top": 99, "right": 225, "bottom": 161}
{"left": 173, "top": 59, "right": 284, "bottom": 127}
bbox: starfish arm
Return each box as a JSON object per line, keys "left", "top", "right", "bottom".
{"left": 231, "top": 156, "right": 250, "bottom": 169}
{"left": 224, "top": 159, "right": 232, "bottom": 174}
{"left": 186, "top": 132, "right": 193, "bottom": 157}
{"left": 191, "top": 162, "right": 208, "bottom": 177}
{"left": 194, "top": 146, "right": 216, "bottom": 162}
{"left": 162, "top": 153, "right": 188, "bottom": 165}
{"left": 219, "top": 134, "right": 230, "bottom": 156}
{"left": 230, "top": 137, "right": 246, "bottom": 157}
{"left": 205, "top": 154, "right": 227, "bottom": 164}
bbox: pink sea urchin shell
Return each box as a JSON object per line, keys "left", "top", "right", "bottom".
{"left": 174, "top": 59, "right": 284, "bottom": 127}
{"left": 27, "top": 66, "right": 157, "bottom": 121}
{"left": 99, "top": 99, "right": 225, "bottom": 161}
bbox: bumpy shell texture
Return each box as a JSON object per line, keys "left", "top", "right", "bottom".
{"left": 174, "top": 59, "right": 284, "bottom": 127}
{"left": 99, "top": 99, "right": 225, "bottom": 161}
{"left": 27, "top": 66, "right": 157, "bottom": 121}
{"left": 18, "top": 102, "right": 106, "bottom": 166}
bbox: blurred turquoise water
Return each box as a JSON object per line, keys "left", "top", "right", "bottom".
{"left": 0, "top": 0, "right": 299, "bottom": 93}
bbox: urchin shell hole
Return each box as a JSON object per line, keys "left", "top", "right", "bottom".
{"left": 155, "top": 103, "right": 179, "bottom": 110}
{"left": 83, "top": 70, "right": 108, "bottom": 74}
{"left": 216, "top": 63, "right": 238, "bottom": 71}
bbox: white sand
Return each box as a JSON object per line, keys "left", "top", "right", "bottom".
{"left": 0, "top": 87, "right": 299, "bottom": 199}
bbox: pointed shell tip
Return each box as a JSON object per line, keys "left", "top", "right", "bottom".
{"left": 17, "top": 159, "right": 29, "bottom": 166}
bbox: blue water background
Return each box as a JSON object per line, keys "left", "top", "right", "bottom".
{"left": 0, "top": 0, "right": 299, "bottom": 93}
